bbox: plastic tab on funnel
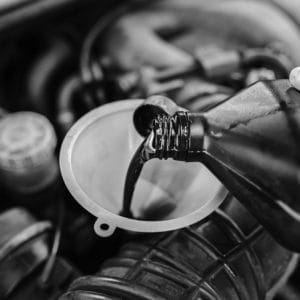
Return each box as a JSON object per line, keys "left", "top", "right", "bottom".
{"left": 60, "top": 100, "right": 226, "bottom": 237}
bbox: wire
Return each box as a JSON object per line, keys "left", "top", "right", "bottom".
{"left": 39, "top": 197, "right": 65, "bottom": 288}
{"left": 56, "top": 75, "right": 81, "bottom": 135}
{"left": 242, "top": 48, "right": 293, "bottom": 79}
{"left": 80, "top": 0, "right": 151, "bottom": 106}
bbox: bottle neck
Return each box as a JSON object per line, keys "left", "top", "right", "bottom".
{"left": 148, "top": 111, "right": 205, "bottom": 161}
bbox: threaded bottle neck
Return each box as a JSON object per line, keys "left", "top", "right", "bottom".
{"left": 150, "top": 111, "right": 204, "bottom": 161}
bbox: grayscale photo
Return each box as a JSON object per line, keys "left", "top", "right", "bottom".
{"left": 0, "top": 0, "right": 300, "bottom": 299}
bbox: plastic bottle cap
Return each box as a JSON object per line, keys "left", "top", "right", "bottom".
{"left": 0, "top": 112, "right": 57, "bottom": 171}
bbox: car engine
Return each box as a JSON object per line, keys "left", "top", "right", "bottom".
{"left": 0, "top": 1, "right": 300, "bottom": 299}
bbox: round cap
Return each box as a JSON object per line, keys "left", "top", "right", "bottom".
{"left": 0, "top": 112, "right": 57, "bottom": 171}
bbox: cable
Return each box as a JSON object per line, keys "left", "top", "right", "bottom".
{"left": 80, "top": 0, "right": 151, "bottom": 106}
{"left": 242, "top": 47, "right": 293, "bottom": 79}
{"left": 56, "top": 75, "right": 81, "bottom": 135}
{"left": 39, "top": 197, "right": 64, "bottom": 289}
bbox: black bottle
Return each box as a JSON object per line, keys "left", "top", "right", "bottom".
{"left": 135, "top": 79, "right": 300, "bottom": 252}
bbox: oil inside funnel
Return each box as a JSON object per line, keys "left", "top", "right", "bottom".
{"left": 60, "top": 100, "right": 226, "bottom": 237}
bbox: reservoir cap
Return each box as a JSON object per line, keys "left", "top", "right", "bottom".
{"left": 0, "top": 112, "right": 56, "bottom": 171}
{"left": 0, "top": 112, "right": 58, "bottom": 193}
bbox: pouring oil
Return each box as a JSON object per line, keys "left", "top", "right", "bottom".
{"left": 121, "top": 140, "right": 148, "bottom": 218}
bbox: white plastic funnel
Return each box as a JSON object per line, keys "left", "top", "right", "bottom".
{"left": 59, "top": 100, "right": 227, "bottom": 237}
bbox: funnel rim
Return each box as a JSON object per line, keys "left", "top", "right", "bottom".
{"left": 60, "top": 100, "right": 226, "bottom": 233}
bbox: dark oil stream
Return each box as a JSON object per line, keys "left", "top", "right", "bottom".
{"left": 121, "top": 140, "right": 147, "bottom": 218}
{"left": 121, "top": 139, "right": 177, "bottom": 220}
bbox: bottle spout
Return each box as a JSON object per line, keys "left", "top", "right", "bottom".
{"left": 133, "top": 95, "right": 206, "bottom": 161}
{"left": 133, "top": 95, "right": 183, "bottom": 137}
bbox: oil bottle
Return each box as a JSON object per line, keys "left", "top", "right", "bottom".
{"left": 133, "top": 79, "right": 300, "bottom": 252}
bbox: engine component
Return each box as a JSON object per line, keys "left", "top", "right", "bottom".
{"left": 0, "top": 207, "right": 79, "bottom": 299}
{"left": 84, "top": 0, "right": 300, "bottom": 108}
{"left": 0, "top": 111, "right": 58, "bottom": 197}
{"left": 108, "top": 46, "right": 292, "bottom": 100}
{"left": 0, "top": 111, "right": 105, "bottom": 272}
{"left": 60, "top": 198, "right": 298, "bottom": 300}
{"left": 82, "top": 38, "right": 294, "bottom": 106}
